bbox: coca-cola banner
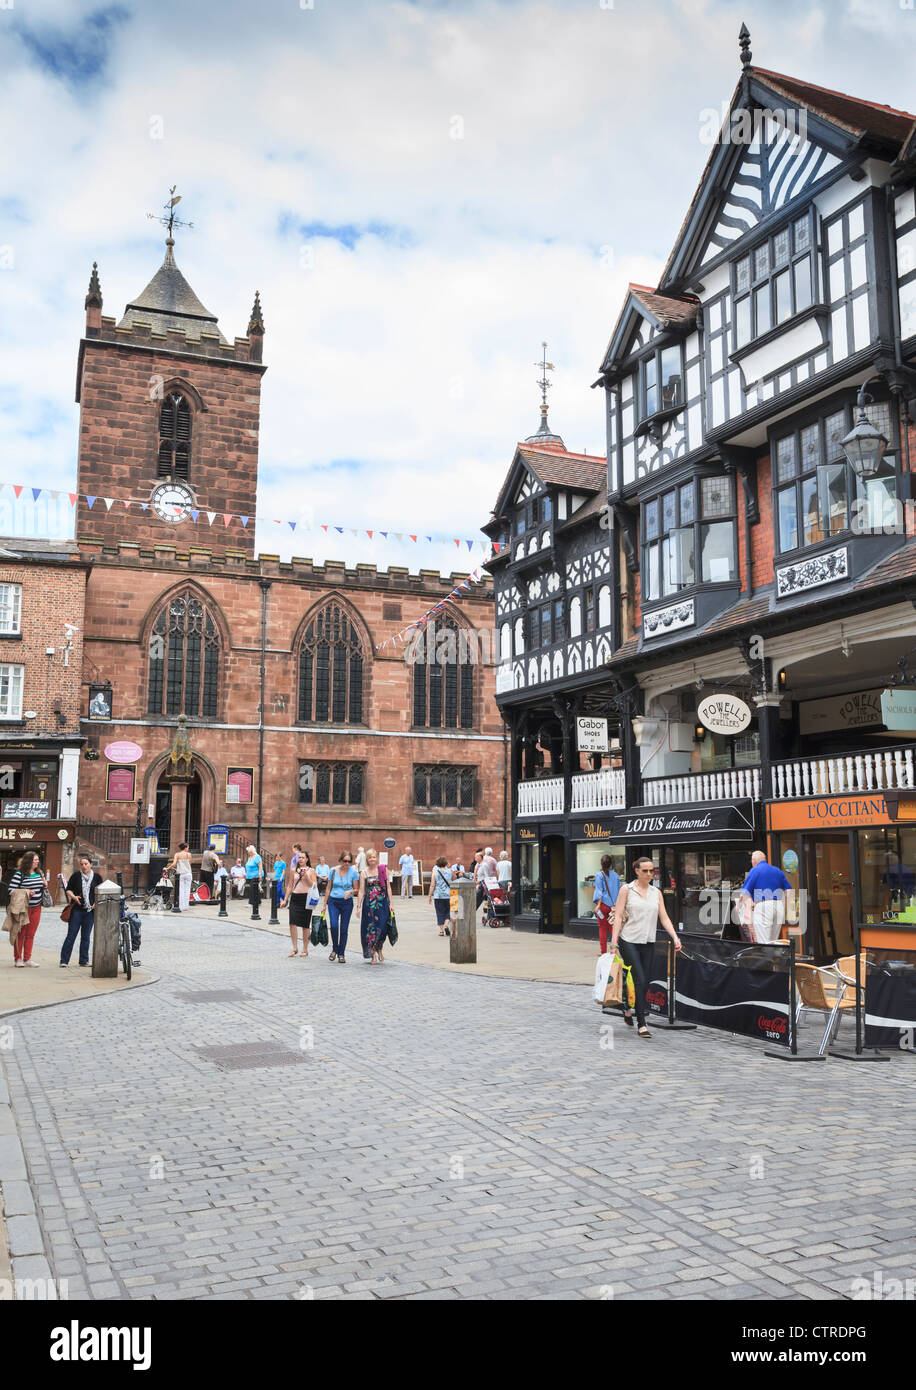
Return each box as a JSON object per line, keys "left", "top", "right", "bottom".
{"left": 647, "top": 941, "right": 669, "bottom": 1017}
{"left": 674, "top": 935, "right": 791, "bottom": 1046}
{"left": 864, "top": 951, "right": 916, "bottom": 1051}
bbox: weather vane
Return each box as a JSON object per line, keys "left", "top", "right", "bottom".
{"left": 535, "top": 342, "right": 554, "bottom": 425}
{"left": 147, "top": 185, "right": 194, "bottom": 241}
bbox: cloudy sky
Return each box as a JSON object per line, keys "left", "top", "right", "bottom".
{"left": 1, "top": 0, "right": 913, "bottom": 572}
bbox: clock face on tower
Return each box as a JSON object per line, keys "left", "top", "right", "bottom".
{"left": 150, "top": 482, "right": 195, "bottom": 522}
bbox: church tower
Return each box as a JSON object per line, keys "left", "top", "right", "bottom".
{"left": 75, "top": 208, "right": 266, "bottom": 559}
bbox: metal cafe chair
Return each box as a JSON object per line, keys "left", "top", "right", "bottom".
{"left": 795, "top": 962, "right": 856, "bottom": 1056}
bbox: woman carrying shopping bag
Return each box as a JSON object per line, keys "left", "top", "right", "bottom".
{"left": 610, "top": 856, "right": 681, "bottom": 1037}
{"left": 357, "top": 849, "right": 393, "bottom": 964}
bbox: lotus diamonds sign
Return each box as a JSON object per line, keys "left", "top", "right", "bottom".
{"left": 697, "top": 693, "right": 752, "bottom": 735}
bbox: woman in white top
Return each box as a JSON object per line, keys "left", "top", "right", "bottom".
{"left": 610, "top": 855, "right": 681, "bottom": 1038}
{"left": 168, "top": 841, "right": 193, "bottom": 912}
{"left": 496, "top": 850, "right": 512, "bottom": 890}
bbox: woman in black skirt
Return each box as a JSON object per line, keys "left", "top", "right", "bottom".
{"left": 281, "top": 853, "right": 317, "bottom": 957}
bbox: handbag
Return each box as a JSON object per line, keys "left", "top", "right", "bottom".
{"left": 387, "top": 912, "right": 398, "bottom": 946}
{"left": 41, "top": 887, "right": 53, "bottom": 908}
{"left": 61, "top": 902, "right": 73, "bottom": 923}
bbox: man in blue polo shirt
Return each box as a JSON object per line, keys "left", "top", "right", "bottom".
{"left": 739, "top": 851, "right": 792, "bottom": 944}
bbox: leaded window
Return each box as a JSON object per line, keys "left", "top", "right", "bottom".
{"left": 147, "top": 592, "right": 220, "bottom": 717}
{"left": 413, "top": 764, "right": 475, "bottom": 809}
{"left": 157, "top": 393, "right": 191, "bottom": 479}
{"left": 733, "top": 213, "right": 815, "bottom": 350}
{"left": 298, "top": 603, "right": 365, "bottom": 724}
{"left": 773, "top": 398, "right": 897, "bottom": 554}
{"left": 413, "top": 615, "right": 474, "bottom": 729}
{"left": 642, "top": 476, "right": 737, "bottom": 601}
{"left": 298, "top": 761, "right": 364, "bottom": 806}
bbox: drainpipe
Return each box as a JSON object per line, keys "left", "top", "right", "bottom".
{"left": 256, "top": 579, "right": 272, "bottom": 856}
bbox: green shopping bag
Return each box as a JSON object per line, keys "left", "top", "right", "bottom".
{"left": 387, "top": 912, "right": 398, "bottom": 946}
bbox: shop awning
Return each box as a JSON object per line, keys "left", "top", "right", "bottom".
{"left": 606, "top": 799, "right": 757, "bottom": 844}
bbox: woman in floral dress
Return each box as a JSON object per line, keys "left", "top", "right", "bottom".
{"left": 357, "top": 849, "right": 393, "bottom": 964}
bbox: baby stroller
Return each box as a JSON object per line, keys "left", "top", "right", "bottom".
{"left": 481, "top": 876, "right": 510, "bottom": 929}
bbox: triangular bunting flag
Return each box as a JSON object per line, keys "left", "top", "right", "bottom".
{"left": 409, "top": 535, "right": 417, "bottom": 543}
{"left": 86, "top": 496, "right": 96, "bottom": 509}
{"left": 240, "top": 516, "right": 249, "bottom": 527}
{"left": 289, "top": 522, "right": 297, "bottom": 532}
{"left": 32, "top": 488, "right": 42, "bottom": 501}
{"left": 366, "top": 530, "right": 373, "bottom": 539}
{"left": 223, "top": 514, "right": 232, "bottom": 526}
{"left": 49, "top": 490, "right": 60, "bottom": 500}
{"left": 190, "top": 510, "right": 199, "bottom": 522}
{"left": 12, "top": 486, "right": 23, "bottom": 498}
{"left": 140, "top": 503, "right": 149, "bottom": 511}
{"left": 68, "top": 493, "right": 77, "bottom": 506}
{"left": 380, "top": 531, "right": 388, "bottom": 539}
{"left": 123, "top": 500, "right": 132, "bottom": 509}
{"left": 335, "top": 527, "right": 344, "bottom": 534}
{"left": 207, "top": 512, "right": 216, "bottom": 526}
{"left": 393, "top": 533, "right": 402, "bottom": 542}
{"left": 492, "top": 541, "right": 501, "bottom": 554}
{"left": 321, "top": 525, "right": 329, "bottom": 533}
{"left": 454, "top": 539, "right": 460, "bottom": 547}
{"left": 425, "top": 535, "right": 432, "bottom": 543}
{"left": 104, "top": 498, "right": 114, "bottom": 510}
{"left": 466, "top": 540, "right": 473, "bottom": 552}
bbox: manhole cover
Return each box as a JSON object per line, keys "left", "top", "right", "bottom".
{"left": 175, "top": 990, "right": 252, "bottom": 1003}
{"left": 192, "top": 1041, "right": 308, "bottom": 1072}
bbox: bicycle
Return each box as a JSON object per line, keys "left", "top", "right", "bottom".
{"left": 118, "top": 892, "right": 143, "bottom": 978}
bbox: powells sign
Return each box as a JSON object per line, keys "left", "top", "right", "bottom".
{"left": 697, "top": 693, "right": 751, "bottom": 735}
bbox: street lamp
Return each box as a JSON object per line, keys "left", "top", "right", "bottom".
{"left": 841, "top": 381, "right": 889, "bottom": 481}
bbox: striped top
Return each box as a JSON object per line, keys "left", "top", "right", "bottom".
{"left": 9, "top": 869, "right": 45, "bottom": 907}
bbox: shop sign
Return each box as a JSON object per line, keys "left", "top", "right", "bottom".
{"left": 576, "top": 717, "right": 609, "bottom": 753}
{"left": 104, "top": 739, "right": 143, "bottom": 763}
{"left": 799, "top": 689, "right": 883, "bottom": 735}
{"left": 609, "top": 801, "right": 755, "bottom": 843}
{"left": 0, "top": 826, "right": 38, "bottom": 840}
{"left": 517, "top": 827, "right": 537, "bottom": 841}
{"left": 767, "top": 795, "right": 889, "bottom": 831}
{"left": 89, "top": 685, "right": 114, "bottom": 721}
{"left": 697, "top": 693, "right": 752, "bottom": 735}
{"left": 569, "top": 819, "right": 614, "bottom": 841}
{"left": 880, "top": 688, "right": 916, "bottom": 732}
{"left": 1, "top": 800, "right": 51, "bottom": 820}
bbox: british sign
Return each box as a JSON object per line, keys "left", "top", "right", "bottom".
{"left": 1, "top": 800, "right": 51, "bottom": 820}
{"left": 697, "top": 693, "right": 752, "bottom": 735}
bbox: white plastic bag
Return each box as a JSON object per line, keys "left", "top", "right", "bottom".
{"left": 593, "top": 951, "right": 613, "bottom": 1003}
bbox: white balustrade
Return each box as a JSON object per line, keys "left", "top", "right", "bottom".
{"left": 772, "top": 747, "right": 915, "bottom": 798}
{"left": 516, "top": 777, "right": 564, "bottom": 817}
{"left": 642, "top": 766, "right": 761, "bottom": 806}
{"left": 570, "top": 768, "right": 626, "bottom": 813}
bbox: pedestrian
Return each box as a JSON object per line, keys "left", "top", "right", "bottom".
{"left": 168, "top": 841, "right": 193, "bottom": 912}
{"left": 290, "top": 842, "right": 303, "bottom": 872}
{"left": 320, "top": 850, "right": 359, "bottom": 963}
{"left": 355, "top": 845, "right": 368, "bottom": 875}
{"left": 482, "top": 846, "right": 498, "bottom": 879}
{"left": 398, "top": 845, "right": 415, "bottom": 897}
{"left": 610, "top": 856, "right": 682, "bottom": 1038}
{"left": 281, "top": 851, "right": 317, "bottom": 957}
{"left": 496, "top": 850, "right": 512, "bottom": 891}
{"left": 243, "top": 844, "right": 263, "bottom": 903}
{"left": 199, "top": 844, "right": 218, "bottom": 900}
{"left": 473, "top": 849, "right": 486, "bottom": 914}
{"left": 61, "top": 854, "right": 103, "bottom": 968}
{"left": 230, "top": 858, "right": 246, "bottom": 898}
{"left": 593, "top": 853, "right": 622, "bottom": 955}
{"left": 429, "top": 856, "right": 453, "bottom": 937}
{"left": 213, "top": 856, "right": 229, "bottom": 901}
{"left": 314, "top": 853, "right": 330, "bottom": 897}
{"left": 450, "top": 857, "right": 466, "bottom": 878}
{"left": 357, "top": 848, "right": 393, "bottom": 963}
{"left": 739, "top": 850, "right": 793, "bottom": 944}
{"left": 272, "top": 851, "right": 287, "bottom": 902}
{"left": 7, "top": 850, "right": 50, "bottom": 968}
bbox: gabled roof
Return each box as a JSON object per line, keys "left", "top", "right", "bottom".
{"left": 117, "top": 239, "right": 228, "bottom": 343}
{"left": 600, "top": 283, "right": 700, "bottom": 374}
{"left": 660, "top": 66, "right": 916, "bottom": 292}
{"left": 488, "top": 441, "right": 606, "bottom": 524}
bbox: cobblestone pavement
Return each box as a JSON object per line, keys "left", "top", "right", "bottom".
{"left": 1, "top": 915, "right": 914, "bottom": 1301}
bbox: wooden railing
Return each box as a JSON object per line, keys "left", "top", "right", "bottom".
{"left": 570, "top": 768, "right": 626, "bottom": 812}
{"left": 772, "top": 747, "right": 916, "bottom": 799}
{"left": 642, "top": 767, "right": 762, "bottom": 806}
{"left": 517, "top": 777, "right": 564, "bottom": 817}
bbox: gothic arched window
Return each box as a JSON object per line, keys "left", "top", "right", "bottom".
{"left": 147, "top": 592, "right": 220, "bottom": 718}
{"left": 298, "top": 602, "right": 365, "bottom": 724}
{"left": 157, "top": 392, "right": 191, "bottom": 479}
{"left": 413, "top": 615, "right": 474, "bottom": 730}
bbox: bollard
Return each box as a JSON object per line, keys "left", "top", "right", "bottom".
{"left": 450, "top": 880, "right": 477, "bottom": 964}
{"left": 171, "top": 868, "right": 182, "bottom": 913}
{"left": 218, "top": 873, "right": 228, "bottom": 919}
{"left": 92, "top": 879, "right": 121, "bottom": 979}
{"left": 250, "top": 879, "right": 261, "bottom": 921}
{"left": 268, "top": 878, "right": 279, "bottom": 925}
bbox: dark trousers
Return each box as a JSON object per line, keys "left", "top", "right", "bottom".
{"left": 328, "top": 897, "right": 353, "bottom": 957}
{"left": 200, "top": 870, "right": 215, "bottom": 898}
{"left": 616, "top": 939, "right": 655, "bottom": 1028}
{"left": 61, "top": 907, "right": 94, "bottom": 966}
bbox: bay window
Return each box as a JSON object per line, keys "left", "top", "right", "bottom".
{"left": 640, "top": 344, "right": 684, "bottom": 420}
{"left": 643, "top": 476, "right": 736, "bottom": 602}
{"left": 773, "top": 398, "right": 897, "bottom": 554}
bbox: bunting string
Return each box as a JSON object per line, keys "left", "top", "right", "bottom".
{"left": 373, "top": 568, "right": 489, "bottom": 651}
{"left": 0, "top": 482, "right": 502, "bottom": 557}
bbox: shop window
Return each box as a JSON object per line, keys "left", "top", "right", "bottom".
{"left": 859, "top": 827, "right": 916, "bottom": 923}
{"left": 298, "top": 761, "right": 364, "bottom": 806}
{"left": 773, "top": 398, "right": 897, "bottom": 554}
{"left": 733, "top": 213, "right": 815, "bottom": 350}
{"left": 576, "top": 843, "right": 625, "bottom": 920}
{"left": 0, "top": 584, "right": 22, "bottom": 636}
{"left": 413, "top": 764, "right": 474, "bottom": 809}
{"left": 0, "top": 663, "right": 24, "bottom": 719}
{"left": 148, "top": 592, "right": 220, "bottom": 718}
{"left": 519, "top": 842, "right": 541, "bottom": 916}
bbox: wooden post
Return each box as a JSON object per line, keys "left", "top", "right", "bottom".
{"left": 450, "top": 880, "right": 477, "bottom": 964}
{"left": 92, "top": 879, "right": 121, "bottom": 979}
